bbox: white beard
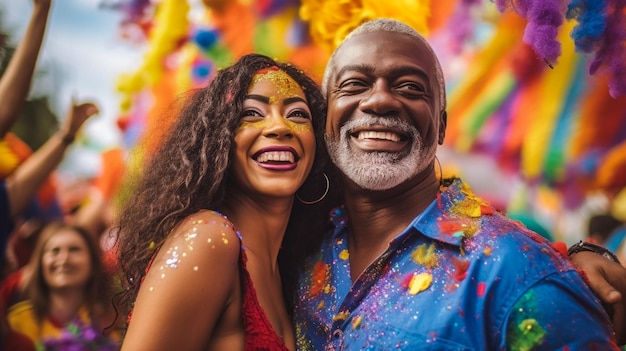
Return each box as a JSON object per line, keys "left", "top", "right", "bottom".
{"left": 326, "top": 116, "right": 437, "bottom": 191}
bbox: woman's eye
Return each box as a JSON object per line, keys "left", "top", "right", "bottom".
{"left": 240, "top": 109, "right": 263, "bottom": 120}
{"left": 288, "top": 109, "right": 312, "bottom": 121}
{"left": 69, "top": 246, "right": 83, "bottom": 253}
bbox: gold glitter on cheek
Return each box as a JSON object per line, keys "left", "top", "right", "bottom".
{"left": 284, "top": 119, "right": 312, "bottom": 133}
{"left": 238, "top": 119, "right": 268, "bottom": 132}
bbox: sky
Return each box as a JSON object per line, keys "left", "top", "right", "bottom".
{"left": 0, "top": 0, "right": 144, "bottom": 176}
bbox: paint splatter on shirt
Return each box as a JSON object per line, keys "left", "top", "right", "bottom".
{"left": 294, "top": 179, "right": 618, "bottom": 350}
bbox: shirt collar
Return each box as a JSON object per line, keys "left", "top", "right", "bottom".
{"left": 330, "top": 179, "right": 493, "bottom": 248}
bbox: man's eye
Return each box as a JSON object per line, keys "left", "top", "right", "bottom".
{"left": 397, "top": 83, "right": 427, "bottom": 96}
{"left": 339, "top": 80, "right": 367, "bottom": 91}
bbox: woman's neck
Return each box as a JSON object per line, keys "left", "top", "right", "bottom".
{"left": 48, "top": 289, "right": 86, "bottom": 325}
{"left": 220, "top": 193, "right": 294, "bottom": 270}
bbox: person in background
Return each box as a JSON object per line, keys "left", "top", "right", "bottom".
{"left": 6, "top": 221, "right": 120, "bottom": 350}
{"left": 0, "top": 1, "right": 101, "bottom": 348}
{"left": 292, "top": 18, "right": 620, "bottom": 350}
{"left": 588, "top": 213, "right": 624, "bottom": 247}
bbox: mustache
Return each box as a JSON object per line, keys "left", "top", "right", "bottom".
{"left": 339, "top": 116, "right": 417, "bottom": 139}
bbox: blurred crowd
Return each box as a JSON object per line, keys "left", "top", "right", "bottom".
{"left": 0, "top": 1, "right": 123, "bottom": 350}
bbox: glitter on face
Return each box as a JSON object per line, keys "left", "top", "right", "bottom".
{"left": 251, "top": 67, "right": 302, "bottom": 103}
{"left": 239, "top": 118, "right": 312, "bottom": 134}
{"left": 238, "top": 67, "right": 312, "bottom": 134}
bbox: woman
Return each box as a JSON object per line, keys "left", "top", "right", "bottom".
{"left": 115, "top": 54, "right": 335, "bottom": 350}
{"left": 6, "top": 221, "right": 120, "bottom": 350}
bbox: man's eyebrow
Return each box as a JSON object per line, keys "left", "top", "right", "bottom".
{"left": 245, "top": 95, "right": 306, "bottom": 105}
{"left": 334, "top": 64, "right": 375, "bottom": 81}
{"left": 334, "top": 64, "right": 431, "bottom": 86}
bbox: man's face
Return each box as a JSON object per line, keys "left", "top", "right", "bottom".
{"left": 325, "top": 31, "right": 445, "bottom": 191}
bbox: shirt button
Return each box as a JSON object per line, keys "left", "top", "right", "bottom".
{"left": 332, "top": 329, "right": 343, "bottom": 339}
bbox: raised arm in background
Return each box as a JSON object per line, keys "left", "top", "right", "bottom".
{"left": 4, "top": 100, "right": 99, "bottom": 219}
{"left": 0, "top": 0, "right": 52, "bottom": 137}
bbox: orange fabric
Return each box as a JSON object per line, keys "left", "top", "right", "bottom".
{"left": 93, "top": 148, "right": 126, "bottom": 200}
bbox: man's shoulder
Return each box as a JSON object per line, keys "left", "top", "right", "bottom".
{"left": 466, "top": 214, "right": 575, "bottom": 276}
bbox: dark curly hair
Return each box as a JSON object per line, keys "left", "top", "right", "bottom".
{"left": 114, "top": 53, "right": 339, "bottom": 318}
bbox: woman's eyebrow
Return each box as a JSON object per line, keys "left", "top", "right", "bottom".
{"left": 245, "top": 94, "right": 306, "bottom": 106}
{"left": 283, "top": 96, "right": 306, "bottom": 105}
{"left": 245, "top": 94, "right": 270, "bottom": 103}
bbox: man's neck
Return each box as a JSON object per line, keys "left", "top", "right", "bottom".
{"left": 343, "top": 172, "right": 440, "bottom": 280}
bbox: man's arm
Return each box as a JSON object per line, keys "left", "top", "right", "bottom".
{"left": 0, "top": 0, "right": 52, "bottom": 137}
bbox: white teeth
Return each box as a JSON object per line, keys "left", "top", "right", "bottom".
{"left": 357, "top": 131, "right": 400, "bottom": 142}
{"left": 257, "top": 151, "right": 295, "bottom": 163}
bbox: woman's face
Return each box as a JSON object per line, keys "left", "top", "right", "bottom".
{"left": 232, "top": 67, "right": 316, "bottom": 200}
{"left": 42, "top": 229, "right": 92, "bottom": 290}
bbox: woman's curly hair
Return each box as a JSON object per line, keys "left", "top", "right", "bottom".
{"left": 114, "top": 53, "right": 338, "bottom": 318}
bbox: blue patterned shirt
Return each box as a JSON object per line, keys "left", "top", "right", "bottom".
{"left": 294, "top": 179, "right": 618, "bottom": 350}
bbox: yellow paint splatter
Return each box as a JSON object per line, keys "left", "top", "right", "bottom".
{"left": 411, "top": 244, "right": 439, "bottom": 268}
{"left": 333, "top": 311, "right": 349, "bottom": 322}
{"left": 409, "top": 273, "right": 432, "bottom": 295}
{"left": 339, "top": 249, "right": 349, "bottom": 260}
{"left": 352, "top": 316, "right": 362, "bottom": 330}
{"left": 483, "top": 247, "right": 492, "bottom": 256}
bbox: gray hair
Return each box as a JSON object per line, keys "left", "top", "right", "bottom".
{"left": 321, "top": 18, "right": 446, "bottom": 111}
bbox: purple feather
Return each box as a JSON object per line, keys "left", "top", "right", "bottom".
{"left": 523, "top": 0, "right": 564, "bottom": 64}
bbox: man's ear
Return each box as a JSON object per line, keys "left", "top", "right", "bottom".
{"left": 438, "top": 111, "right": 447, "bottom": 145}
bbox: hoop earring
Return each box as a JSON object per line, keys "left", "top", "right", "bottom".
{"left": 296, "top": 173, "right": 329, "bottom": 205}
{"left": 435, "top": 156, "right": 443, "bottom": 187}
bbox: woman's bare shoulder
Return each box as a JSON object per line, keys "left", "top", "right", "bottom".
{"left": 124, "top": 210, "right": 243, "bottom": 350}
{"left": 152, "top": 210, "right": 241, "bottom": 270}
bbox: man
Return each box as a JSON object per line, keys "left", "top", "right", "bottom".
{"left": 293, "top": 18, "right": 621, "bottom": 350}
